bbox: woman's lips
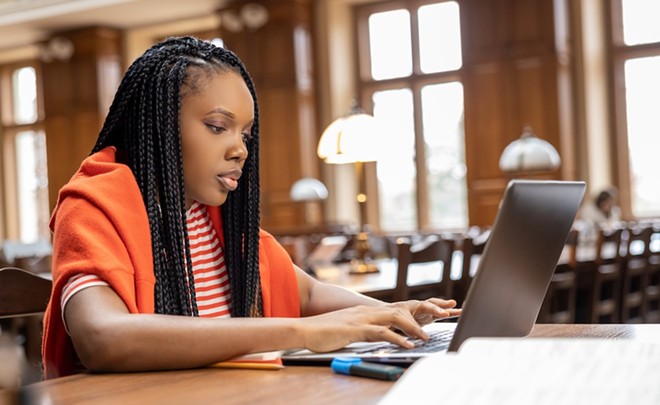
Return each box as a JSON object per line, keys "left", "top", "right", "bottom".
{"left": 217, "top": 175, "right": 239, "bottom": 191}
{"left": 217, "top": 168, "right": 241, "bottom": 191}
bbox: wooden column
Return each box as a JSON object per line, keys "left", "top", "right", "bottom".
{"left": 41, "top": 27, "right": 122, "bottom": 212}
{"left": 461, "top": 0, "right": 574, "bottom": 226}
{"left": 218, "top": 0, "right": 320, "bottom": 230}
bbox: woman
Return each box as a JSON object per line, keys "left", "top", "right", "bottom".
{"left": 42, "top": 37, "right": 459, "bottom": 378}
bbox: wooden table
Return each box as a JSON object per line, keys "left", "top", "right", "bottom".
{"left": 314, "top": 256, "right": 460, "bottom": 296}
{"left": 16, "top": 324, "right": 660, "bottom": 405}
{"left": 314, "top": 259, "right": 406, "bottom": 294}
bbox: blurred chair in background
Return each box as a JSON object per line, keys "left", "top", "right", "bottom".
{"left": 620, "top": 224, "right": 653, "bottom": 323}
{"left": 538, "top": 229, "right": 578, "bottom": 323}
{"left": 369, "top": 235, "right": 454, "bottom": 303}
{"left": 590, "top": 227, "right": 625, "bottom": 323}
{"left": 645, "top": 224, "right": 660, "bottom": 322}
{"left": 454, "top": 227, "right": 489, "bottom": 307}
{"left": 0, "top": 267, "right": 53, "bottom": 385}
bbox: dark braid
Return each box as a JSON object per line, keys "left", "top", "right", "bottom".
{"left": 92, "top": 36, "right": 263, "bottom": 317}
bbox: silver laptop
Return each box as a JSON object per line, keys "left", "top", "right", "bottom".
{"left": 282, "top": 180, "right": 586, "bottom": 365}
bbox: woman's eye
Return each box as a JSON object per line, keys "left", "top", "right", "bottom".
{"left": 206, "top": 124, "right": 226, "bottom": 134}
{"left": 241, "top": 132, "right": 251, "bottom": 142}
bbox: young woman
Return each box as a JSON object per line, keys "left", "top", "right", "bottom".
{"left": 42, "top": 36, "right": 460, "bottom": 378}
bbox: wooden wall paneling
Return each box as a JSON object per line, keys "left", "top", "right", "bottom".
{"left": 218, "top": 0, "right": 319, "bottom": 231}
{"left": 461, "top": 0, "right": 570, "bottom": 227}
{"left": 464, "top": 62, "right": 509, "bottom": 180}
{"left": 259, "top": 89, "right": 303, "bottom": 225}
{"left": 463, "top": 61, "right": 511, "bottom": 226}
{"left": 42, "top": 27, "right": 122, "bottom": 212}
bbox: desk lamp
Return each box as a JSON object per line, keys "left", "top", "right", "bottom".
{"left": 290, "top": 177, "right": 328, "bottom": 225}
{"left": 317, "top": 102, "right": 381, "bottom": 273}
{"left": 499, "top": 126, "right": 561, "bottom": 174}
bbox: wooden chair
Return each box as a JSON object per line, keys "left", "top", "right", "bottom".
{"left": 453, "top": 228, "right": 489, "bottom": 306}
{"left": 620, "top": 225, "right": 653, "bottom": 323}
{"left": 0, "top": 267, "right": 52, "bottom": 318}
{"left": 0, "top": 250, "right": 11, "bottom": 268}
{"left": 590, "top": 227, "right": 625, "bottom": 323}
{"left": 369, "top": 235, "right": 455, "bottom": 302}
{"left": 14, "top": 255, "right": 52, "bottom": 275}
{"left": 645, "top": 224, "right": 660, "bottom": 322}
{"left": 538, "top": 229, "right": 578, "bottom": 323}
{"left": 0, "top": 267, "right": 53, "bottom": 385}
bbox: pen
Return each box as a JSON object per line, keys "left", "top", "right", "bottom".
{"left": 330, "top": 357, "right": 405, "bottom": 381}
{"left": 212, "top": 361, "right": 284, "bottom": 370}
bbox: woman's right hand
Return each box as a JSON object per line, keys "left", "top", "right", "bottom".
{"left": 297, "top": 304, "right": 426, "bottom": 353}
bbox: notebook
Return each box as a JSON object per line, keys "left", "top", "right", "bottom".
{"left": 281, "top": 180, "right": 586, "bottom": 365}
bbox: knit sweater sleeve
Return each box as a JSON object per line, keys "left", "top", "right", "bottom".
{"left": 42, "top": 147, "right": 155, "bottom": 378}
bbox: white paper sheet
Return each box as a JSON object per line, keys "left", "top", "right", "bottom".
{"left": 379, "top": 338, "right": 660, "bottom": 405}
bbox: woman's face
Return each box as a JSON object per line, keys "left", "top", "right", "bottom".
{"left": 179, "top": 70, "right": 254, "bottom": 210}
{"left": 599, "top": 197, "right": 613, "bottom": 215}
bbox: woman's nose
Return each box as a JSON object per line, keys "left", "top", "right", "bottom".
{"left": 227, "top": 132, "right": 248, "bottom": 161}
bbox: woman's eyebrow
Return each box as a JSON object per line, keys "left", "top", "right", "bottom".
{"left": 206, "top": 108, "right": 235, "bottom": 118}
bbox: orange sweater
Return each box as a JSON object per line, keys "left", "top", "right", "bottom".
{"left": 42, "top": 146, "right": 300, "bottom": 379}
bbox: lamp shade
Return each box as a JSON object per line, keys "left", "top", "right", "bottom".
{"left": 499, "top": 127, "right": 561, "bottom": 172}
{"left": 317, "top": 111, "right": 381, "bottom": 164}
{"left": 290, "top": 178, "right": 329, "bottom": 201}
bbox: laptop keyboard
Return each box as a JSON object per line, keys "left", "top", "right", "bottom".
{"left": 355, "top": 328, "right": 454, "bottom": 354}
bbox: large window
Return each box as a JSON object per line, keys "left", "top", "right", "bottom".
{"left": 1, "top": 63, "right": 49, "bottom": 242}
{"left": 611, "top": 0, "right": 660, "bottom": 217}
{"left": 356, "top": 0, "right": 467, "bottom": 232}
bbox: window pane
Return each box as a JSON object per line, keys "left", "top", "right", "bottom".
{"left": 373, "top": 89, "right": 417, "bottom": 231}
{"left": 369, "top": 9, "right": 412, "bottom": 80}
{"left": 624, "top": 56, "right": 660, "bottom": 217}
{"left": 15, "top": 130, "right": 50, "bottom": 242}
{"left": 418, "top": 2, "right": 462, "bottom": 73}
{"left": 621, "top": 0, "right": 660, "bottom": 46}
{"left": 421, "top": 82, "right": 468, "bottom": 228}
{"left": 12, "top": 67, "right": 38, "bottom": 125}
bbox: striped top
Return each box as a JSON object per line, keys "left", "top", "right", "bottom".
{"left": 61, "top": 201, "right": 232, "bottom": 319}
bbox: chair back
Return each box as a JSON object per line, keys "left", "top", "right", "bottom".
{"left": 454, "top": 229, "right": 489, "bottom": 305}
{"left": 538, "top": 228, "right": 579, "bottom": 323}
{"left": 595, "top": 227, "right": 625, "bottom": 266}
{"left": 646, "top": 223, "right": 660, "bottom": 322}
{"left": 624, "top": 225, "right": 653, "bottom": 261}
{"left": 0, "top": 267, "right": 52, "bottom": 319}
{"left": 590, "top": 227, "right": 625, "bottom": 323}
{"left": 391, "top": 234, "right": 455, "bottom": 302}
{"left": 620, "top": 225, "right": 653, "bottom": 322}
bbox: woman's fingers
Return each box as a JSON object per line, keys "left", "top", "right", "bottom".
{"left": 301, "top": 299, "right": 466, "bottom": 353}
{"left": 301, "top": 305, "right": 431, "bottom": 352}
{"left": 426, "top": 297, "right": 458, "bottom": 309}
{"left": 363, "top": 325, "right": 415, "bottom": 349}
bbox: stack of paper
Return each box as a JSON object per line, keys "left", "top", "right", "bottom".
{"left": 380, "top": 338, "right": 660, "bottom": 404}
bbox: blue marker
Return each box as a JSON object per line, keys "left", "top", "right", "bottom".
{"left": 330, "top": 357, "right": 405, "bottom": 381}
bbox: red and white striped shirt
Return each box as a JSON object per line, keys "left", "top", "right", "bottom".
{"left": 61, "top": 201, "right": 232, "bottom": 319}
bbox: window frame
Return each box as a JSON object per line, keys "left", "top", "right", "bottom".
{"left": 608, "top": 0, "right": 660, "bottom": 218}
{"left": 353, "top": 0, "right": 466, "bottom": 231}
{"left": 0, "top": 60, "right": 46, "bottom": 241}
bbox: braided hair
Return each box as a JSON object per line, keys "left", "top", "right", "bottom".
{"left": 92, "top": 36, "right": 262, "bottom": 318}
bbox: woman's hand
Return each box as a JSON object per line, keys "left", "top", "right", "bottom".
{"left": 389, "top": 298, "right": 462, "bottom": 326}
{"left": 297, "top": 298, "right": 461, "bottom": 353}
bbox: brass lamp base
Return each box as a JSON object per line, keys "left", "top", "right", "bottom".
{"left": 349, "top": 258, "right": 379, "bottom": 274}
{"left": 348, "top": 231, "right": 379, "bottom": 273}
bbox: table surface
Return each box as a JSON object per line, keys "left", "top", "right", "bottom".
{"left": 19, "top": 324, "right": 660, "bottom": 405}
{"left": 314, "top": 257, "right": 455, "bottom": 294}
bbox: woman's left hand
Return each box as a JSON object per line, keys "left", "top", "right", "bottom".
{"left": 387, "top": 298, "right": 461, "bottom": 327}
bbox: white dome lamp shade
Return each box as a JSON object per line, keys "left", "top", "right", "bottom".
{"left": 499, "top": 127, "right": 561, "bottom": 173}
{"left": 316, "top": 104, "right": 381, "bottom": 164}
{"left": 290, "top": 178, "right": 329, "bottom": 202}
